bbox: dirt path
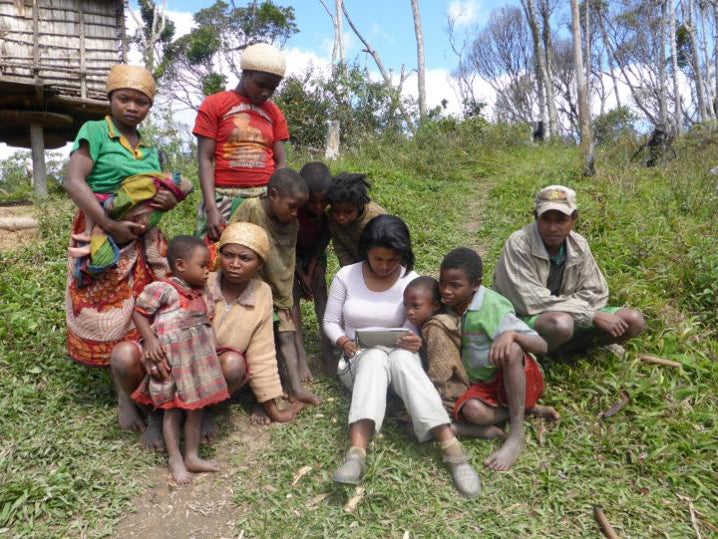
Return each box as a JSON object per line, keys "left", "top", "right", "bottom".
{"left": 114, "top": 405, "right": 271, "bottom": 539}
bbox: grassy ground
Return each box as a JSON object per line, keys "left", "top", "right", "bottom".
{"left": 1, "top": 123, "right": 717, "bottom": 537}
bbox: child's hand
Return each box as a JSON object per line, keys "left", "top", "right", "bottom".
{"left": 143, "top": 336, "right": 169, "bottom": 379}
{"left": 489, "top": 331, "right": 516, "bottom": 365}
{"left": 150, "top": 187, "right": 178, "bottom": 211}
{"left": 397, "top": 333, "right": 422, "bottom": 353}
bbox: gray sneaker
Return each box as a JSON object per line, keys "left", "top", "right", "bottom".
{"left": 443, "top": 453, "right": 481, "bottom": 498}
{"left": 332, "top": 448, "right": 366, "bottom": 485}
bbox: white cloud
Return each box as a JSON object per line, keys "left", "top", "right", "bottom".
{"left": 447, "top": 0, "right": 480, "bottom": 27}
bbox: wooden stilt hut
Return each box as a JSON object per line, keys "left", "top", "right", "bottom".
{"left": 0, "top": 0, "right": 127, "bottom": 197}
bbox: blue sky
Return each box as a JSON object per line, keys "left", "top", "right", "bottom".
{"left": 164, "top": 0, "right": 514, "bottom": 72}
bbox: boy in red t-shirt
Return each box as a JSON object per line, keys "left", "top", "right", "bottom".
{"left": 193, "top": 42, "right": 289, "bottom": 241}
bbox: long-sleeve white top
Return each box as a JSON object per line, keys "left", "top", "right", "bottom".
{"left": 323, "top": 262, "right": 420, "bottom": 344}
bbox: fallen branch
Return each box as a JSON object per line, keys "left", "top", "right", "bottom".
{"left": 638, "top": 354, "right": 681, "bottom": 368}
{"left": 594, "top": 506, "right": 619, "bottom": 539}
{"left": 600, "top": 390, "right": 630, "bottom": 419}
{"left": 676, "top": 494, "right": 703, "bottom": 539}
{"left": 0, "top": 217, "right": 38, "bottom": 230}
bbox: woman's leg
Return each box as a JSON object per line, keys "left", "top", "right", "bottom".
{"left": 333, "top": 349, "right": 390, "bottom": 484}
{"left": 110, "top": 341, "right": 165, "bottom": 450}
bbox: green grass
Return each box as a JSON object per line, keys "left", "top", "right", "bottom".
{"left": 1, "top": 123, "right": 717, "bottom": 537}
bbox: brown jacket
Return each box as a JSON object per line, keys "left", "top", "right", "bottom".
{"left": 421, "top": 312, "right": 469, "bottom": 410}
{"left": 492, "top": 222, "right": 609, "bottom": 328}
{"left": 208, "top": 273, "right": 283, "bottom": 403}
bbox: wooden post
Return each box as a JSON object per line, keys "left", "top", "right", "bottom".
{"left": 325, "top": 120, "right": 340, "bottom": 160}
{"left": 29, "top": 122, "right": 47, "bottom": 198}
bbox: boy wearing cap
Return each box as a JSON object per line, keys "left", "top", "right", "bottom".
{"left": 492, "top": 185, "right": 645, "bottom": 354}
{"left": 193, "top": 42, "right": 289, "bottom": 242}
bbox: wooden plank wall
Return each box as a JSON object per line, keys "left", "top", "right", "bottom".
{"left": 0, "top": 0, "right": 125, "bottom": 99}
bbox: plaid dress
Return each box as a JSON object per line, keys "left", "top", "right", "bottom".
{"left": 131, "top": 278, "right": 229, "bottom": 410}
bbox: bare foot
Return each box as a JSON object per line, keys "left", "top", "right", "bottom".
{"left": 250, "top": 404, "right": 272, "bottom": 425}
{"left": 298, "top": 360, "right": 314, "bottom": 383}
{"left": 452, "top": 422, "right": 507, "bottom": 441}
{"left": 118, "top": 399, "right": 145, "bottom": 433}
{"left": 169, "top": 454, "right": 193, "bottom": 484}
{"left": 68, "top": 245, "right": 91, "bottom": 258}
{"left": 292, "top": 389, "right": 323, "bottom": 406}
{"left": 527, "top": 404, "right": 560, "bottom": 421}
{"left": 484, "top": 436, "right": 523, "bottom": 471}
{"left": 185, "top": 455, "right": 220, "bottom": 473}
{"left": 200, "top": 407, "right": 218, "bottom": 444}
{"left": 140, "top": 412, "right": 166, "bottom": 452}
{"left": 71, "top": 232, "right": 91, "bottom": 243}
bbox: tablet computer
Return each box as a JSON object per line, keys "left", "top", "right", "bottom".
{"left": 355, "top": 328, "right": 411, "bottom": 348}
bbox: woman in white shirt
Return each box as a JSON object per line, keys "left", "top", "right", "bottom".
{"left": 323, "top": 215, "right": 480, "bottom": 498}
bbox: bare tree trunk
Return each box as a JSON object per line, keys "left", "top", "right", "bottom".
{"left": 410, "top": 0, "right": 427, "bottom": 119}
{"left": 336, "top": 0, "right": 344, "bottom": 66}
{"left": 128, "top": 0, "right": 168, "bottom": 72}
{"left": 685, "top": 0, "right": 710, "bottom": 121}
{"left": 658, "top": 0, "right": 669, "bottom": 127}
{"left": 698, "top": 0, "right": 715, "bottom": 116}
{"left": 539, "top": 0, "right": 558, "bottom": 136}
{"left": 585, "top": 0, "right": 591, "bottom": 103}
{"left": 571, "top": 0, "right": 595, "bottom": 175}
{"left": 342, "top": 3, "right": 416, "bottom": 132}
{"left": 671, "top": 0, "right": 682, "bottom": 131}
{"left": 522, "top": 0, "right": 548, "bottom": 138}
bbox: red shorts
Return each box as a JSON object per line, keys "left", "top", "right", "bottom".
{"left": 453, "top": 354, "right": 544, "bottom": 421}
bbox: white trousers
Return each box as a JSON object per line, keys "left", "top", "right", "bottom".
{"left": 339, "top": 347, "right": 450, "bottom": 442}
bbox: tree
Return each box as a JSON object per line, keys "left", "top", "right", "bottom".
{"left": 160, "top": 0, "right": 298, "bottom": 109}
{"left": 522, "top": 0, "right": 549, "bottom": 137}
{"left": 318, "top": 0, "right": 345, "bottom": 68}
{"left": 458, "top": 7, "right": 535, "bottom": 124}
{"left": 129, "top": 0, "right": 176, "bottom": 73}
{"left": 410, "top": 0, "right": 427, "bottom": 119}
{"left": 571, "top": 0, "right": 595, "bottom": 175}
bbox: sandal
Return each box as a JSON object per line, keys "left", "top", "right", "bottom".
{"left": 443, "top": 453, "right": 481, "bottom": 498}
{"left": 332, "top": 447, "right": 366, "bottom": 485}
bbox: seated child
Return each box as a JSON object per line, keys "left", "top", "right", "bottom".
{"left": 327, "top": 172, "right": 385, "bottom": 267}
{"left": 292, "top": 162, "right": 335, "bottom": 371}
{"left": 131, "top": 235, "right": 228, "bottom": 484}
{"left": 69, "top": 172, "right": 193, "bottom": 287}
{"left": 229, "top": 168, "right": 322, "bottom": 406}
{"left": 404, "top": 276, "right": 506, "bottom": 441}
{"left": 439, "top": 248, "right": 559, "bottom": 471}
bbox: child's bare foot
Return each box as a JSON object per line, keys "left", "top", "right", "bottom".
{"left": 527, "top": 404, "right": 560, "bottom": 421}
{"left": 68, "top": 245, "right": 91, "bottom": 258}
{"left": 200, "top": 408, "right": 218, "bottom": 444}
{"left": 117, "top": 399, "right": 145, "bottom": 433}
{"left": 185, "top": 455, "right": 220, "bottom": 474}
{"left": 484, "top": 436, "right": 523, "bottom": 471}
{"left": 250, "top": 405, "right": 272, "bottom": 425}
{"left": 140, "top": 412, "right": 166, "bottom": 452}
{"left": 452, "top": 422, "right": 507, "bottom": 441}
{"left": 291, "top": 388, "right": 323, "bottom": 406}
{"left": 169, "top": 454, "right": 193, "bottom": 484}
{"left": 71, "top": 232, "right": 91, "bottom": 243}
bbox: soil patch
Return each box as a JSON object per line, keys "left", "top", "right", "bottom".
{"left": 0, "top": 205, "right": 38, "bottom": 251}
{"left": 114, "top": 406, "right": 271, "bottom": 539}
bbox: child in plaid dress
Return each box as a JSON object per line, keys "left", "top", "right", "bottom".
{"left": 132, "top": 235, "right": 229, "bottom": 484}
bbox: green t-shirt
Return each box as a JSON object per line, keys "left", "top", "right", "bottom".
{"left": 70, "top": 116, "right": 160, "bottom": 193}
{"left": 461, "top": 286, "right": 539, "bottom": 382}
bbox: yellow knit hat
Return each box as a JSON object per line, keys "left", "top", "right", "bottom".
{"left": 215, "top": 222, "right": 270, "bottom": 262}
{"left": 105, "top": 64, "right": 156, "bottom": 102}
{"left": 240, "top": 43, "right": 286, "bottom": 78}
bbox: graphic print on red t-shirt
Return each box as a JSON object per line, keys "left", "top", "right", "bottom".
{"left": 193, "top": 92, "right": 289, "bottom": 188}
